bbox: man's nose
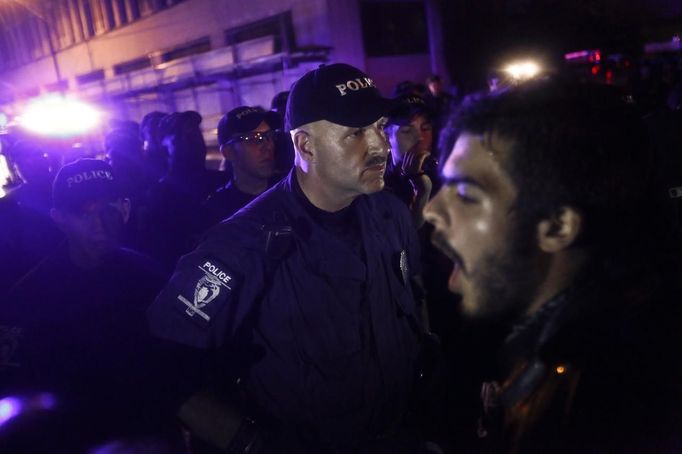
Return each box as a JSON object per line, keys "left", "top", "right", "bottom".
{"left": 423, "top": 190, "right": 446, "bottom": 228}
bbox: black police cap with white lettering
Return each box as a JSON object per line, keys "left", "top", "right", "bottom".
{"left": 217, "top": 106, "right": 280, "bottom": 146}
{"left": 285, "top": 63, "right": 395, "bottom": 131}
{"left": 52, "top": 158, "right": 122, "bottom": 213}
{"left": 385, "top": 95, "right": 433, "bottom": 126}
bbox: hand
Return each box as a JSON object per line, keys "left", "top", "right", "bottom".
{"left": 401, "top": 144, "right": 431, "bottom": 178}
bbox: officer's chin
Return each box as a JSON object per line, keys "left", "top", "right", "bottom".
{"left": 86, "top": 237, "right": 118, "bottom": 256}
{"left": 364, "top": 179, "right": 385, "bottom": 194}
{"left": 360, "top": 173, "right": 385, "bottom": 191}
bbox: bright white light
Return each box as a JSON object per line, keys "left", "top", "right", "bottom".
{"left": 18, "top": 95, "right": 101, "bottom": 137}
{"left": 0, "top": 397, "right": 23, "bottom": 426}
{"left": 504, "top": 61, "right": 541, "bottom": 80}
{"left": 0, "top": 154, "right": 11, "bottom": 198}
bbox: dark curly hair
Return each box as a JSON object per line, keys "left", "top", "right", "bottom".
{"left": 438, "top": 77, "right": 655, "bottom": 263}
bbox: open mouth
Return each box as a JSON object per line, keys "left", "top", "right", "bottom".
{"left": 448, "top": 262, "right": 461, "bottom": 291}
{"left": 431, "top": 232, "right": 464, "bottom": 291}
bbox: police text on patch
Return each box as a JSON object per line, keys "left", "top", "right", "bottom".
{"left": 202, "top": 261, "right": 232, "bottom": 287}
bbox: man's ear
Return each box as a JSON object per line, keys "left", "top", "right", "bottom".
{"left": 293, "top": 130, "right": 313, "bottom": 162}
{"left": 536, "top": 207, "right": 583, "bottom": 253}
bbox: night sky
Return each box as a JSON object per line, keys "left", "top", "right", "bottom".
{"left": 441, "top": 0, "right": 682, "bottom": 90}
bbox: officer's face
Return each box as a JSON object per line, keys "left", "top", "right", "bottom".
{"left": 309, "top": 118, "right": 389, "bottom": 197}
{"left": 164, "top": 124, "right": 207, "bottom": 164}
{"left": 411, "top": 114, "right": 433, "bottom": 152}
{"left": 52, "top": 199, "right": 130, "bottom": 259}
{"left": 224, "top": 121, "right": 275, "bottom": 180}
{"left": 387, "top": 114, "right": 433, "bottom": 166}
{"left": 424, "top": 132, "right": 542, "bottom": 320}
{"left": 387, "top": 124, "right": 419, "bottom": 165}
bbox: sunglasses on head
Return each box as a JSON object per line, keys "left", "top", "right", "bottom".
{"left": 227, "top": 129, "right": 276, "bottom": 145}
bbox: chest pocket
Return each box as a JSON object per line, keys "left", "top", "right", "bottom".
{"left": 288, "top": 256, "right": 366, "bottom": 367}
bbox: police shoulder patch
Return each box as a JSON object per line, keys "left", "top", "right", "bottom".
{"left": 173, "top": 256, "right": 237, "bottom": 326}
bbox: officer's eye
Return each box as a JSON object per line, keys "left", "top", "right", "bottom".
{"left": 350, "top": 128, "right": 366, "bottom": 138}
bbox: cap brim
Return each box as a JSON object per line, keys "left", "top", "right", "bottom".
{"left": 386, "top": 101, "right": 432, "bottom": 126}
{"left": 55, "top": 188, "right": 122, "bottom": 213}
{"left": 238, "top": 111, "right": 282, "bottom": 132}
{"left": 328, "top": 97, "right": 396, "bottom": 128}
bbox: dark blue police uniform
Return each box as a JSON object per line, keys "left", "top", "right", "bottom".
{"left": 148, "top": 170, "right": 423, "bottom": 450}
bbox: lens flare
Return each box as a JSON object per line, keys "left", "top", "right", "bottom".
{"left": 504, "top": 61, "right": 541, "bottom": 80}
{"left": 17, "top": 95, "right": 101, "bottom": 137}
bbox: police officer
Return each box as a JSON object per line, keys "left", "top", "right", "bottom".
{"left": 148, "top": 63, "right": 425, "bottom": 452}
{"left": 203, "top": 106, "right": 281, "bottom": 227}
{"left": 1, "top": 159, "right": 178, "bottom": 453}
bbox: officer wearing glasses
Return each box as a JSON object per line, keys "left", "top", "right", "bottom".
{"left": 204, "top": 106, "right": 282, "bottom": 226}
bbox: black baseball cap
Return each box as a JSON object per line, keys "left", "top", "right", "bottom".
{"left": 52, "top": 159, "right": 123, "bottom": 213}
{"left": 140, "top": 111, "right": 167, "bottom": 140}
{"left": 217, "top": 106, "right": 280, "bottom": 146}
{"left": 285, "top": 63, "right": 394, "bottom": 131}
{"left": 158, "top": 111, "right": 202, "bottom": 139}
{"left": 386, "top": 95, "right": 432, "bottom": 126}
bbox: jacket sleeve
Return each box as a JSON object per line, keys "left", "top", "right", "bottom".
{"left": 147, "top": 225, "right": 265, "bottom": 349}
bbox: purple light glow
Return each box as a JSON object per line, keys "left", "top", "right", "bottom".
{"left": 35, "top": 393, "right": 57, "bottom": 410}
{"left": 0, "top": 397, "right": 23, "bottom": 427}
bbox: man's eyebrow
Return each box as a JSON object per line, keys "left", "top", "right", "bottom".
{"left": 441, "top": 175, "right": 485, "bottom": 189}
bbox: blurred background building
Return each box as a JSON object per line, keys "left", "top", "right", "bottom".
{"left": 0, "top": 0, "right": 448, "bottom": 145}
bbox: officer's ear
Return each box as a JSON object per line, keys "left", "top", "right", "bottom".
{"left": 220, "top": 143, "right": 234, "bottom": 161}
{"left": 50, "top": 208, "right": 69, "bottom": 234}
{"left": 292, "top": 129, "right": 313, "bottom": 162}
{"left": 119, "top": 198, "right": 131, "bottom": 224}
{"left": 536, "top": 206, "right": 583, "bottom": 253}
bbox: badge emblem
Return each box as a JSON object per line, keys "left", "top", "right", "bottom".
{"left": 192, "top": 275, "right": 222, "bottom": 311}
{"left": 177, "top": 260, "right": 234, "bottom": 322}
{"left": 399, "top": 249, "right": 409, "bottom": 284}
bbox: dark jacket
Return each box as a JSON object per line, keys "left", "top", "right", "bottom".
{"left": 148, "top": 170, "right": 424, "bottom": 451}
{"left": 479, "top": 265, "right": 682, "bottom": 453}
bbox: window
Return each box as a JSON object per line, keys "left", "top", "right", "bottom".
{"left": 114, "top": 56, "right": 152, "bottom": 75}
{"left": 360, "top": 1, "right": 429, "bottom": 57}
{"left": 102, "top": 0, "right": 116, "bottom": 30}
{"left": 68, "top": 0, "right": 85, "bottom": 42}
{"left": 77, "top": 69, "right": 105, "bottom": 84}
{"left": 158, "top": 37, "right": 211, "bottom": 63}
{"left": 126, "top": 0, "right": 140, "bottom": 20}
{"left": 19, "top": 19, "right": 39, "bottom": 59}
{"left": 89, "top": 0, "right": 107, "bottom": 35}
{"left": 224, "top": 12, "right": 296, "bottom": 59}
{"left": 114, "top": 0, "right": 128, "bottom": 25}
{"left": 80, "top": 0, "right": 96, "bottom": 37}
{"left": 0, "top": 30, "right": 16, "bottom": 69}
{"left": 138, "top": 0, "right": 156, "bottom": 16}
{"left": 51, "top": 0, "right": 76, "bottom": 49}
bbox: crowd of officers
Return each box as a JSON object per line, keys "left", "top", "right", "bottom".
{"left": 0, "top": 62, "right": 681, "bottom": 454}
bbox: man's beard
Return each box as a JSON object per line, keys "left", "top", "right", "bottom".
{"left": 466, "top": 219, "right": 548, "bottom": 324}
